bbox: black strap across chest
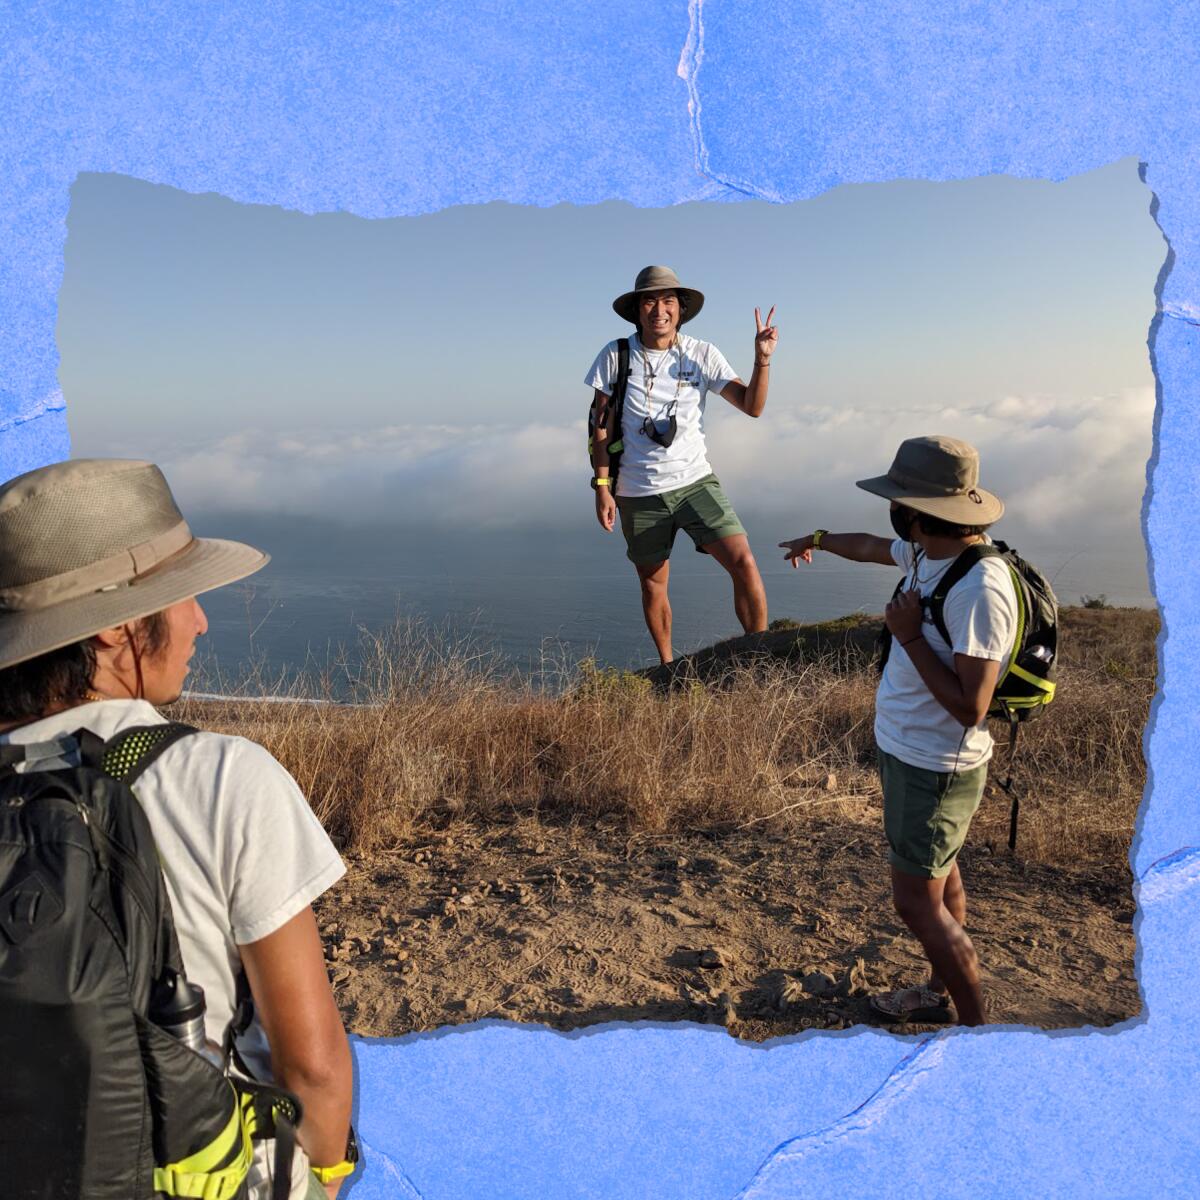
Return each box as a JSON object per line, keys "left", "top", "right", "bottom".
{"left": 920, "top": 542, "right": 1005, "bottom": 647}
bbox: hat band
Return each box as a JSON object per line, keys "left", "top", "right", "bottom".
{"left": 887, "top": 467, "right": 974, "bottom": 497}
{"left": 0, "top": 520, "right": 194, "bottom": 613}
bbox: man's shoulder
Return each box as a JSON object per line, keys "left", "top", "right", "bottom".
{"left": 946, "top": 547, "right": 1019, "bottom": 613}
{"left": 135, "top": 729, "right": 311, "bottom": 841}
{"left": 88, "top": 704, "right": 284, "bottom": 774}
{"left": 680, "top": 333, "right": 736, "bottom": 382}
{"left": 679, "top": 331, "right": 716, "bottom": 356}
{"left": 586, "top": 336, "right": 629, "bottom": 376}
{"left": 155, "top": 726, "right": 295, "bottom": 780}
{"left": 966, "top": 543, "right": 1018, "bottom": 588}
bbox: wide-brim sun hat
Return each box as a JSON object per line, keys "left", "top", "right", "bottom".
{"left": 856, "top": 435, "right": 1005, "bottom": 525}
{"left": 0, "top": 458, "right": 269, "bottom": 671}
{"left": 612, "top": 265, "right": 705, "bottom": 327}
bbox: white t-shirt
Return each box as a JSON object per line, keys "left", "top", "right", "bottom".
{"left": 0, "top": 699, "right": 345, "bottom": 1198}
{"left": 584, "top": 331, "right": 739, "bottom": 497}
{"left": 874, "top": 537, "right": 1019, "bottom": 772}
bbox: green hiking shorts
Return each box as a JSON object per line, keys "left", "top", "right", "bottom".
{"left": 877, "top": 747, "right": 987, "bottom": 879}
{"left": 616, "top": 474, "right": 746, "bottom": 565}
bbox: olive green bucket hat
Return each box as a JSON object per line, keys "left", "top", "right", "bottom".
{"left": 0, "top": 458, "right": 268, "bottom": 670}
{"left": 612, "top": 265, "right": 705, "bottom": 326}
{"left": 856, "top": 435, "right": 1005, "bottom": 525}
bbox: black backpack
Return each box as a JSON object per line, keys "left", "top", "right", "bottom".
{"left": 878, "top": 541, "right": 1059, "bottom": 849}
{"left": 587, "top": 337, "right": 631, "bottom": 488}
{"left": 0, "top": 723, "right": 300, "bottom": 1200}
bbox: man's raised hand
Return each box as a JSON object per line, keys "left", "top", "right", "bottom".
{"left": 754, "top": 306, "right": 778, "bottom": 364}
{"left": 884, "top": 587, "right": 924, "bottom": 642}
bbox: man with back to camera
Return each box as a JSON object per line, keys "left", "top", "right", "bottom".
{"left": 586, "top": 265, "right": 778, "bottom": 664}
{"left": 779, "top": 436, "right": 1018, "bottom": 1026}
{"left": 0, "top": 458, "right": 355, "bottom": 1197}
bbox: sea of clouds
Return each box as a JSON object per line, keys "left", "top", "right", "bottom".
{"left": 159, "top": 386, "right": 1154, "bottom": 546}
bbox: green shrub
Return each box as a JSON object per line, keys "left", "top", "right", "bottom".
{"left": 575, "top": 657, "right": 653, "bottom": 699}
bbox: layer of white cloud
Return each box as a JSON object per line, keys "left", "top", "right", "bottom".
{"left": 708, "top": 386, "right": 1154, "bottom": 538}
{"left": 157, "top": 387, "right": 1154, "bottom": 545}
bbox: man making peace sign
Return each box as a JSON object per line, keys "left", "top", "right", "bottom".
{"left": 585, "top": 265, "right": 778, "bottom": 664}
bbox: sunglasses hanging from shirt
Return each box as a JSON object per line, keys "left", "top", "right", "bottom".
{"left": 639, "top": 337, "right": 684, "bottom": 449}
{"left": 640, "top": 399, "right": 678, "bottom": 448}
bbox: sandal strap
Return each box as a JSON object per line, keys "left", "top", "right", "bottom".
{"left": 912, "top": 985, "right": 949, "bottom": 1008}
{"left": 872, "top": 985, "right": 948, "bottom": 1015}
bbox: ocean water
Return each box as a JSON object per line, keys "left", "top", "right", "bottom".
{"left": 186, "top": 513, "right": 1154, "bottom": 691}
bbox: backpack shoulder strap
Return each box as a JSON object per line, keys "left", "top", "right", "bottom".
{"left": 876, "top": 575, "right": 910, "bottom": 672}
{"left": 604, "top": 337, "right": 632, "bottom": 469}
{"left": 75, "top": 722, "right": 198, "bottom": 981}
{"left": 615, "top": 337, "right": 630, "bottom": 402}
{"left": 100, "top": 722, "right": 199, "bottom": 786}
{"left": 927, "top": 543, "right": 1004, "bottom": 648}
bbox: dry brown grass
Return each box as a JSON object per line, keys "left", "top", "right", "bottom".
{"left": 170, "top": 607, "right": 1156, "bottom": 869}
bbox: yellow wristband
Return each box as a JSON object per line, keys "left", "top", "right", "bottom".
{"left": 594, "top": 477, "right": 612, "bottom": 487}
{"left": 312, "top": 1159, "right": 356, "bottom": 1184}
{"left": 812, "top": 528, "right": 828, "bottom": 549}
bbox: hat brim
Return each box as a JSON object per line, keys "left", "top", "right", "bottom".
{"left": 856, "top": 474, "right": 1005, "bottom": 525}
{"left": 612, "top": 286, "right": 705, "bottom": 327}
{"left": 0, "top": 536, "right": 268, "bottom": 671}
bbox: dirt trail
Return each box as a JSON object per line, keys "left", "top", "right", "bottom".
{"left": 316, "top": 806, "right": 1137, "bottom": 1040}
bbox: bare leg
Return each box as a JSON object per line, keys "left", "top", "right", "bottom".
{"left": 635, "top": 559, "right": 673, "bottom": 664}
{"left": 703, "top": 533, "right": 768, "bottom": 633}
{"left": 890, "top": 865, "right": 986, "bottom": 1025}
{"left": 927, "top": 860, "right": 966, "bottom": 994}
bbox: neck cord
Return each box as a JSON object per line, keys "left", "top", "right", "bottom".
{"left": 642, "top": 335, "right": 683, "bottom": 410}
{"left": 910, "top": 534, "right": 986, "bottom": 587}
{"left": 910, "top": 545, "right": 942, "bottom": 587}
{"left": 907, "top": 547, "right": 936, "bottom": 588}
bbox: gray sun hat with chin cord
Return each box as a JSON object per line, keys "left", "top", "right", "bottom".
{"left": 0, "top": 458, "right": 268, "bottom": 671}
{"left": 612, "top": 265, "right": 705, "bottom": 327}
{"left": 856, "top": 435, "right": 1005, "bottom": 525}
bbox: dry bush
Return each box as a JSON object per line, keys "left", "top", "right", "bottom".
{"left": 172, "top": 608, "right": 1155, "bottom": 868}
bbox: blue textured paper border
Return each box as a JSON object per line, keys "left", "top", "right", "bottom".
{"left": 3, "top": 3, "right": 1198, "bottom": 1195}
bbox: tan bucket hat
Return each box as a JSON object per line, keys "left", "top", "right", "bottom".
{"left": 0, "top": 458, "right": 268, "bottom": 671}
{"left": 612, "top": 265, "right": 704, "bottom": 326}
{"left": 856, "top": 435, "right": 1004, "bottom": 525}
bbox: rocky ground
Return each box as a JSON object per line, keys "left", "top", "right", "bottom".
{"left": 315, "top": 800, "right": 1138, "bottom": 1040}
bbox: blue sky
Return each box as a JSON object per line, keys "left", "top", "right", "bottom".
{"left": 59, "top": 158, "right": 1161, "bottom": 545}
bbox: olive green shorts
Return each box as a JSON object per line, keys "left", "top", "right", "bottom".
{"left": 877, "top": 747, "right": 987, "bottom": 878}
{"left": 616, "top": 474, "right": 746, "bottom": 565}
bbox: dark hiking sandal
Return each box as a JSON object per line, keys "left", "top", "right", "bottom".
{"left": 869, "top": 985, "right": 954, "bottom": 1024}
{"left": 650, "top": 657, "right": 698, "bottom": 694}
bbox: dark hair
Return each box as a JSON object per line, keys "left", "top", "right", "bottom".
{"left": 0, "top": 611, "right": 170, "bottom": 723}
{"left": 913, "top": 509, "right": 993, "bottom": 539}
